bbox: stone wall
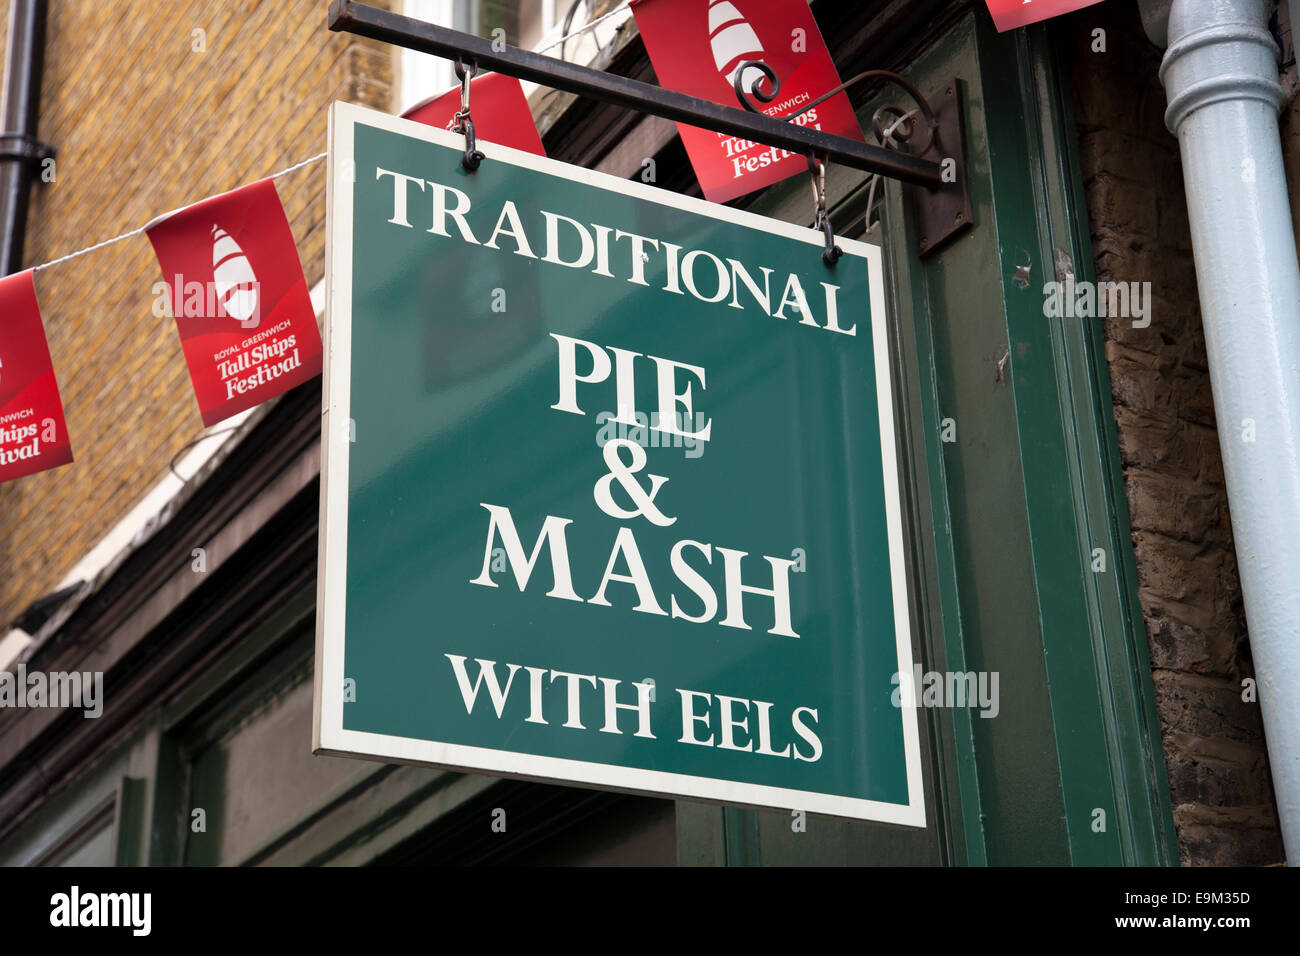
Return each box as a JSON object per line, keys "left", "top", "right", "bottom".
{"left": 1069, "top": 2, "right": 1284, "bottom": 865}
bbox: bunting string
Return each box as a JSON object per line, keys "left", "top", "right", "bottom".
{"left": 30, "top": 152, "right": 328, "bottom": 274}
{"left": 538, "top": 1, "right": 632, "bottom": 57}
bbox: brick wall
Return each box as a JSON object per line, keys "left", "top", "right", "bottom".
{"left": 1070, "top": 4, "right": 1284, "bottom": 865}
{"left": 0, "top": 1, "right": 393, "bottom": 627}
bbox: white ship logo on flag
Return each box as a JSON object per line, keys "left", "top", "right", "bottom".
{"left": 708, "top": 0, "right": 765, "bottom": 92}
{"left": 211, "top": 225, "right": 259, "bottom": 323}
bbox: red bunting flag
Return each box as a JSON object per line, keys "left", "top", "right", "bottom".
{"left": 984, "top": 0, "right": 1105, "bottom": 31}
{"left": 0, "top": 270, "right": 74, "bottom": 483}
{"left": 631, "top": 0, "right": 864, "bottom": 203}
{"left": 146, "top": 179, "right": 323, "bottom": 427}
{"left": 403, "top": 72, "right": 546, "bottom": 156}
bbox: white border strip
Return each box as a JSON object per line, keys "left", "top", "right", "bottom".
{"left": 315, "top": 101, "right": 924, "bottom": 828}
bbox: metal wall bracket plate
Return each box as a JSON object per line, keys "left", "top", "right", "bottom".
{"left": 912, "top": 78, "right": 972, "bottom": 258}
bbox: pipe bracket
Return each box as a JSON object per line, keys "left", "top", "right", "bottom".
{"left": 0, "top": 132, "right": 55, "bottom": 169}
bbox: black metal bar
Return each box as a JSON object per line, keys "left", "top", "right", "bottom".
{"left": 0, "top": 0, "right": 50, "bottom": 277}
{"left": 327, "top": 0, "right": 944, "bottom": 188}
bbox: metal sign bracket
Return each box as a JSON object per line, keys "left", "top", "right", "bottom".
{"left": 327, "top": 0, "right": 972, "bottom": 257}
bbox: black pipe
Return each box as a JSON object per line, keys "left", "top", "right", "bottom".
{"left": 328, "top": 0, "right": 944, "bottom": 187}
{"left": 0, "top": 0, "right": 49, "bottom": 277}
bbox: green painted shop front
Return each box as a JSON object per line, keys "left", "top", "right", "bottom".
{"left": 0, "top": 7, "right": 1178, "bottom": 867}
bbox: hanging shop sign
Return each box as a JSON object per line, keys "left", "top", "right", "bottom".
{"left": 315, "top": 101, "right": 923, "bottom": 826}
{"left": 0, "top": 271, "right": 74, "bottom": 484}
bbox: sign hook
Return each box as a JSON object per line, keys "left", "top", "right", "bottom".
{"left": 451, "top": 57, "right": 486, "bottom": 172}
{"left": 807, "top": 157, "right": 842, "bottom": 268}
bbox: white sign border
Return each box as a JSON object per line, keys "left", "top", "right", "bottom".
{"left": 314, "top": 101, "right": 925, "bottom": 829}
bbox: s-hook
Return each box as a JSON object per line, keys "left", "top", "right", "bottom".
{"left": 452, "top": 57, "right": 486, "bottom": 172}
{"left": 808, "top": 156, "right": 842, "bottom": 268}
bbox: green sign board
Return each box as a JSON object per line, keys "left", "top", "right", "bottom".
{"left": 315, "top": 102, "right": 924, "bottom": 826}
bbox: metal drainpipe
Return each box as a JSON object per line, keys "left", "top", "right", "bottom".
{"left": 1142, "top": 0, "right": 1300, "bottom": 858}
{"left": 0, "top": 0, "right": 49, "bottom": 276}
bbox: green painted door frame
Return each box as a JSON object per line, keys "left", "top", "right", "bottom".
{"left": 678, "top": 11, "right": 1177, "bottom": 867}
